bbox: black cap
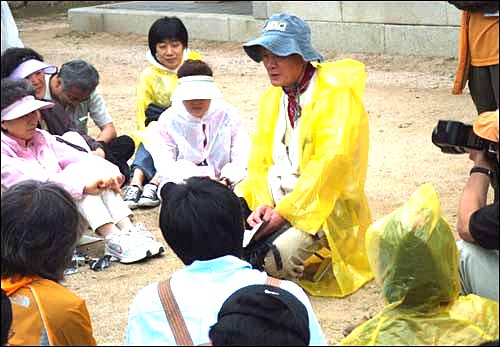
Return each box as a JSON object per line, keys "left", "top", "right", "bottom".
{"left": 209, "top": 284, "right": 310, "bottom": 346}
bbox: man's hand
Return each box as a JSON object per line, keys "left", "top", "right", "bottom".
{"left": 96, "top": 123, "right": 117, "bottom": 143}
{"left": 247, "top": 204, "right": 288, "bottom": 240}
{"left": 92, "top": 147, "right": 106, "bottom": 158}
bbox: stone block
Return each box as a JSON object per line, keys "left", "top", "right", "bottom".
{"left": 385, "top": 24, "right": 460, "bottom": 57}
{"left": 342, "top": 1, "right": 448, "bottom": 26}
{"left": 252, "top": 1, "right": 268, "bottom": 19}
{"left": 229, "top": 17, "right": 264, "bottom": 42}
{"left": 268, "top": 1, "right": 342, "bottom": 22}
{"left": 312, "top": 21, "right": 385, "bottom": 54}
{"left": 68, "top": 8, "right": 104, "bottom": 32}
{"left": 445, "top": 3, "right": 462, "bottom": 26}
{"left": 180, "top": 13, "right": 230, "bottom": 41}
{"left": 102, "top": 9, "right": 160, "bottom": 35}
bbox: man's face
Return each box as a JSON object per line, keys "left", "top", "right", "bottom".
{"left": 259, "top": 48, "right": 307, "bottom": 88}
{"left": 52, "top": 77, "right": 92, "bottom": 107}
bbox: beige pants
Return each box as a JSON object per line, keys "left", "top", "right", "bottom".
{"left": 263, "top": 226, "right": 328, "bottom": 280}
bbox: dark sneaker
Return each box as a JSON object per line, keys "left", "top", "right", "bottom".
{"left": 137, "top": 183, "right": 160, "bottom": 208}
{"left": 123, "top": 185, "right": 142, "bottom": 209}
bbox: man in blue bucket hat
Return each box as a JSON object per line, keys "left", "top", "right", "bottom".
{"left": 235, "top": 13, "right": 374, "bottom": 297}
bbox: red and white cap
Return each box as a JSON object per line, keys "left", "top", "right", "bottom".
{"left": 1, "top": 95, "right": 54, "bottom": 121}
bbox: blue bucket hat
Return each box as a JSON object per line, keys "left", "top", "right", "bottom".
{"left": 243, "top": 13, "right": 323, "bottom": 63}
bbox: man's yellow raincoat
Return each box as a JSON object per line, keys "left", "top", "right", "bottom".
{"left": 235, "top": 58, "right": 373, "bottom": 297}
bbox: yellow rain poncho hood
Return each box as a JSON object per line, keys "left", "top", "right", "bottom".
{"left": 235, "top": 58, "right": 373, "bottom": 297}
{"left": 340, "top": 184, "right": 499, "bottom": 346}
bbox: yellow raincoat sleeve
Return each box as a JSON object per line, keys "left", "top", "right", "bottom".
{"left": 233, "top": 87, "right": 279, "bottom": 209}
{"left": 132, "top": 51, "right": 202, "bottom": 145}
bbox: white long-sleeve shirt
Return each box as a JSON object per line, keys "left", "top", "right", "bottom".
{"left": 145, "top": 99, "right": 250, "bottom": 185}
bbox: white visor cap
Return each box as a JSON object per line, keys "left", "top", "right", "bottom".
{"left": 172, "top": 75, "right": 222, "bottom": 102}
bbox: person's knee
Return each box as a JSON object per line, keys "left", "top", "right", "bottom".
{"left": 263, "top": 227, "right": 327, "bottom": 280}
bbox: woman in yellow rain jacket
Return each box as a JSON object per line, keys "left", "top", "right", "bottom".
{"left": 124, "top": 17, "right": 201, "bottom": 210}
{"left": 236, "top": 13, "right": 373, "bottom": 297}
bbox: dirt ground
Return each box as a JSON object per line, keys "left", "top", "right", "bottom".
{"left": 14, "top": 5, "right": 480, "bottom": 346}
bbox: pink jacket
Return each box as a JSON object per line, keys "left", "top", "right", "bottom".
{"left": 1, "top": 129, "right": 120, "bottom": 199}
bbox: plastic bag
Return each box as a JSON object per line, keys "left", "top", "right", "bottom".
{"left": 340, "top": 183, "right": 499, "bottom": 345}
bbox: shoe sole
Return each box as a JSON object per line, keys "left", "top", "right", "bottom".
{"left": 125, "top": 201, "right": 140, "bottom": 209}
{"left": 147, "top": 246, "right": 165, "bottom": 257}
{"left": 105, "top": 247, "right": 149, "bottom": 264}
{"left": 137, "top": 200, "right": 161, "bottom": 208}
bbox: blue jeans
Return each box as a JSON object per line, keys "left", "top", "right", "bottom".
{"left": 130, "top": 143, "right": 156, "bottom": 182}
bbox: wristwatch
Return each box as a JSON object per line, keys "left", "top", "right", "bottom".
{"left": 469, "top": 166, "right": 493, "bottom": 179}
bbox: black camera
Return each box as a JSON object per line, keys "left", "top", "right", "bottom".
{"left": 432, "top": 119, "right": 499, "bottom": 201}
{"left": 432, "top": 120, "right": 494, "bottom": 154}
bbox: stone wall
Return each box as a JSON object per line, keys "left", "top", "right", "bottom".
{"left": 69, "top": 1, "right": 464, "bottom": 57}
{"left": 253, "top": 1, "right": 462, "bottom": 57}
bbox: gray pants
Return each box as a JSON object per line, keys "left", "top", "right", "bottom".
{"left": 457, "top": 240, "right": 499, "bottom": 302}
{"left": 263, "top": 226, "right": 328, "bottom": 280}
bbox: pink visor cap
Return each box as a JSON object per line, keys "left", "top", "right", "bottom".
{"left": 1, "top": 95, "right": 54, "bottom": 121}
{"left": 8, "top": 59, "right": 58, "bottom": 80}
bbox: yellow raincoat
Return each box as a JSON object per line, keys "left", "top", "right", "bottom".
{"left": 235, "top": 58, "right": 373, "bottom": 297}
{"left": 340, "top": 184, "right": 499, "bottom": 346}
{"left": 131, "top": 50, "right": 202, "bottom": 146}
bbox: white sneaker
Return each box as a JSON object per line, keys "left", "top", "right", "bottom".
{"left": 130, "top": 223, "right": 165, "bottom": 257}
{"left": 104, "top": 230, "right": 149, "bottom": 264}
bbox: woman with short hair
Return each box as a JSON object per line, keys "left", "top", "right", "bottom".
{"left": 124, "top": 16, "right": 203, "bottom": 209}
{"left": 1, "top": 180, "right": 96, "bottom": 346}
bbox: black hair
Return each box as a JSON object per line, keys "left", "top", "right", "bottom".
{"left": 1, "top": 180, "right": 82, "bottom": 282}
{"left": 0, "top": 47, "right": 44, "bottom": 79}
{"left": 58, "top": 59, "right": 99, "bottom": 93}
{"left": 1, "top": 78, "right": 35, "bottom": 110}
{"left": 177, "top": 59, "right": 213, "bottom": 78}
{"left": 1, "top": 289, "right": 12, "bottom": 346}
{"left": 148, "top": 16, "right": 188, "bottom": 59}
{"left": 208, "top": 285, "right": 310, "bottom": 346}
{"left": 159, "top": 177, "right": 244, "bottom": 265}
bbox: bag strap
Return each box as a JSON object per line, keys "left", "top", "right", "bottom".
{"left": 265, "top": 276, "right": 282, "bottom": 287}
{"left": 157, "top": 278, "right": 194, "bottom": 346}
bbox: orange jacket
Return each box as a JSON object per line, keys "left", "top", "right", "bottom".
{"left": 453, "top": 11, "right": 499, "bottom": 94}
{"left": 2, "top": 277, "right": 96, "bottom": 346}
